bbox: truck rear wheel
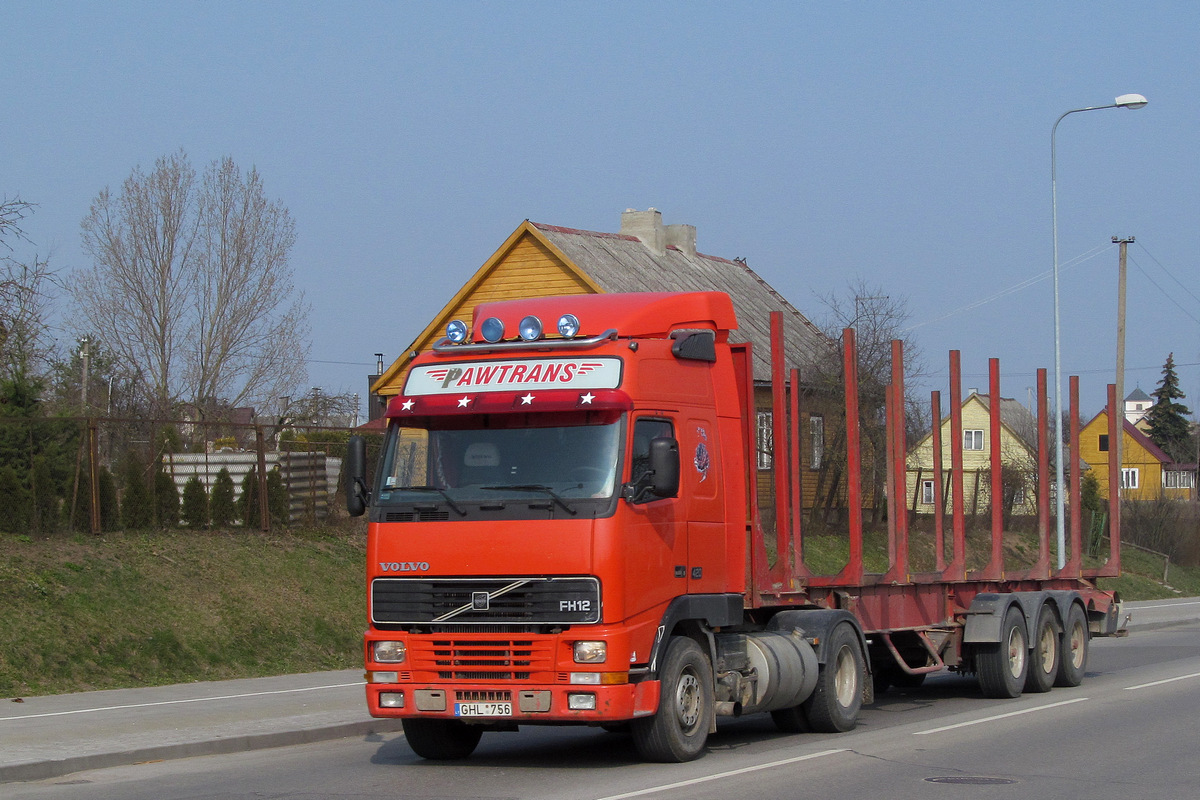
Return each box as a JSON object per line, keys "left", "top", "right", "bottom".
{"left": 402, "top": 718, "right": 483, "bottom": 760}
{"left": 1024, "top": 603, "right": 1060, "bottom": 693}
{"left": 977, "top": 605, "right": 1028, "bottom": 698}
{"left": 631, "top": 636, "right": 713, "bottom": 762}
{"left": 1054, "top": 603, "right": 1089, "bottom": 687}
{"left": 801, "top": 623, "right": 864, "bottom": 733}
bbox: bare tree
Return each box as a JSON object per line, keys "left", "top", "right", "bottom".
{"left": 73, "top": 151, "right": 310, "bottom": 419}
{"left": 1, "top": 199, "right": 59, "bottom": 399}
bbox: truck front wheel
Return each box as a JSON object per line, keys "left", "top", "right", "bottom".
{"left": 631, "top": 636, "right": 713, "bottom": 762}
{"left": 402, "top": 718, "right": 483, "bottom": 760}
{"left": 801, "top": 623, "right": 864, "bottom": 733}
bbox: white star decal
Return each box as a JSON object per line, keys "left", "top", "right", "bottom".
{"left": 457, "top": 396, "right": 472, "bottom": 408}
{"left": 520, "top": 393, "right": 535, "bottom": 405}
{"left": 401, "top": 399, "right": 415, "bottom": 411}
{"left": 580, "top": 392, "right": 595, "bottom": 405}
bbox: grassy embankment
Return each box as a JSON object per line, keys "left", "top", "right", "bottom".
{"left": 2, "top": 522, "right": 1196, "bottom": 698}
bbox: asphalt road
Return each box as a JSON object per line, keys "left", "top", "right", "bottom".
{"left": 6, "top": 603, "right": 1199, "bottom": 800}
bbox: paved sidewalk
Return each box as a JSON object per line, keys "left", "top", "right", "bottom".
{"left": 0, "top": 669, "right": 403, "bottom": 783}
{"left": 2, "top": 598, "right": 1197, "bottom": 784}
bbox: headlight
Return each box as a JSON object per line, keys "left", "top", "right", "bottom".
{"left": 557, "top": 314, "right": 581, "bottom": 339}
{"left": 573, "top": 641, "right": 607, "bottom": 663}
{"left": 372, "top": 640, "right": 407, "bottom": 663}
{"left": 518, "top": 315, "right": 543, "bottom": 341}
{"left": 481, "top": 317, "right": 505, "bottom": 343}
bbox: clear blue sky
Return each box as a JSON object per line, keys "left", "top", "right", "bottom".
{"left": 5, "top": 2, "right": 1197, "bottom": 419}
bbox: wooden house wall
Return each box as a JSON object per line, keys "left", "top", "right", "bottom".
{"left": 1078, "top": 413, "right": 1188, "bottom": 501}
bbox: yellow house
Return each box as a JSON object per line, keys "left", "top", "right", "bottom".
{"left": 1078, "top": 410, "right": 1197, "bottom": 500}
{"left": 370, "top": 208, "right": 838, "bottom": 512}
{"left": 905, "top": 393, "right": 1039, "bottom": 516}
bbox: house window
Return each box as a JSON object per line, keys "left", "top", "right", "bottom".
{"left": 757, "top": 411, "right": 773, "bottom": 471}
{"left": 1121, "top": 468, "right": 1139, "bottom": 490}
{"left": 921, "top": 479, "right": 935, "bottom": 505}
{"left": 1164, "top": 471, "right": 1196, "bottom": 489}
{"left": 964, "top": 429, "right": 984, "bottom": 451}
{"left": 810, "top": 415, "right": 824, "bottom": 470}
{"left": 1098, "top": 434, "right": 1109, "bottom": 452}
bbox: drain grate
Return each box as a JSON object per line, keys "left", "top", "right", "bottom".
{"left": 925, "top": 776, "right": 1018, "bottom": 785}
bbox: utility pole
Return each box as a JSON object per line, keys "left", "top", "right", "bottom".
{"left": 80, "top": 337, "right": 90, "bottom": 409}
{"left": 1113, "top": 235, "right": 1134, "bottom": 498}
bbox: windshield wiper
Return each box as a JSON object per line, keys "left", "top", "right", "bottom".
{"left": 480, "top": 484, "right": 578, "bottom": 516}
{"left": 393, "top": 486, "right": 467, "bottom": 517}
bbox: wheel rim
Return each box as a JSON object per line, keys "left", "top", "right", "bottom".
{"left": 1006, "top": 625, "right": 1027, "bottom": 679}
{"left": 1037, "top": 622, "right": 1057, "bottom": 673}
{"left": 833, "top": 646, "right": 857, "bottom": 707}
{"left": 1067, "top": 620, "right": 1086, "bottom": 669}
{"left": 675, "top": 668, "right": 701, "bottom": 733}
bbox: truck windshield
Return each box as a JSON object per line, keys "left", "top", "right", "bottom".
{"left": 375, "top": 414, "right": 623, "bottom": 510}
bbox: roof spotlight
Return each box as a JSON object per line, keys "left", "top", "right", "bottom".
{"left": 480, "top": 317, "right": 505, "bottom": 343}
{"left": 445, "top": 319, "right": 469, "bottom": 343}
{"left": 557, "top": 314, "right": 581, "bottom": 339}
{"left": 518, "top": 315, "right": 544, "bottom": 341}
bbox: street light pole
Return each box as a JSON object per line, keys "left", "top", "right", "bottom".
{"left": 1051, "top": 93, "right": 1147, "bottom": 569}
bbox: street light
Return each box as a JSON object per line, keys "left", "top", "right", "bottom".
{"left": 1051, "top": 93, "right": 1147, "bottom": 569}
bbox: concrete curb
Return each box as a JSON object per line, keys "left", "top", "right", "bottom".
{"left": 1, "top": 718, "right": 406, "bottom": 784}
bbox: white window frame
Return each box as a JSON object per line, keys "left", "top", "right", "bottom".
{"left": 963, "top": 429, "right": 984, "bottom": 451}
{"left": 1163, "top": 471, "right": 1195, "bottom": 489}
{"left": 810, "top": 415, "right": 824, "bottom": 470}
{"left": 757, "top": 410, "right": 773, "bottom": 471}
{"left": 1121, "top": 468, "right": 1139, "bottom": 490}
{"left": 921, "top": 479, "right": 935, "bottom": 505}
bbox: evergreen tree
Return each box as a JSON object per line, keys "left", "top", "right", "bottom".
{"left": 1144, "top": 353, "right": 1193, "bottom": 463}
{"left": 98, "top": 466, "right": 120, "bottom": 532}
{"left": 209, "top": 468, "right": 237, "bottom": 528}
{"left": 239, "top": 467, "right": 260, "bottom": 528}
{"left": 181, "top": 475, "right": 210, "bottom": 529}
{"left": 0, "top": 465, "right": 32, "bottom": 534}
{"left": 267, "top": 466, "right": 289, "bottom": 527}
{"left": 153, "top": 468, "right": 180, "bottom": 528}
{"left": 30, "top": 455, "right": 61, "bottom": 534}
{"left": 119, "top": 453, "right": 153, "bottom": 530}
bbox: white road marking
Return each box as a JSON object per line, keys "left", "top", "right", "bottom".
{"left": 913, "top": 697, "right": 1088, "bottom": 735}
{"left": 1124, "top": 671, "right": 1200, "bottom": 691}
{"left": 0, "top": 681, "right": 363, "bottom": 722}
{"left": 591, "top": 748, "right": 848, "bottom": 800}
{"left": 1132, "top": 601, "right": 1200, "bottom": 610}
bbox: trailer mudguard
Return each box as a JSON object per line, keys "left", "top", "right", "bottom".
{"left": 963, "top": 591, "right": 1080, "bottom": 643}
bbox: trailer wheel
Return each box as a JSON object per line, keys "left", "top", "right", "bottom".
{"left": 1054, "top": 603, "right": 1089, "bottom": 687}
{"left": 976, "top": 605, "right": 1028, "bottom": 698}
{"left": 631, "top": 636, "right": 713, "bottom": 762}
{"left": 401, "top": 718, "right": 483, "bottom": 760}
{"left": 801, "top": 623, "right": 864, "bottom": 733}
{"left": 1024, "top": 603, "right": 1060, "bottom": 694}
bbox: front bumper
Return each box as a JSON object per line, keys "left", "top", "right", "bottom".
{"left": 365, "top": 679, "right": 661, "bottom": 723}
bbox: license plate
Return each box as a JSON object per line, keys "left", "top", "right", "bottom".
{"left": 455, "top": 702, "right": 512, "bottom": 717}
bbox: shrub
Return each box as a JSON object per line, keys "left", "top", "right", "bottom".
{"left": 30, "top": 455, "right": 62, "bottom": 534}
{"left": 0, "top": 465, "right": 32, "bottom": 534}
{"left": 154, "top": 469, "right": 180, "bottom": 528}
{"left": 239, "top": 468, "right": 260, "bottom": 528}
{"left": 181, "top": 475, "right": 210, "bottom": 529}
{"left": 120, "top": 453, "right": 153, "bottom": 530}
{"left": 267, "top": 467, "right": 289, "bottom": 527}
{"left": 210, "top": 468, "right": 237, "bottom": 528}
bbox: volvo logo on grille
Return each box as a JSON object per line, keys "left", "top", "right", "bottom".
{"left": 471, "top": 591, "right": 491, "bottom": 610}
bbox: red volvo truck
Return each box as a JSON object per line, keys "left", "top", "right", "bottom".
{"left": 346, "top": 291, "right": 1125, "bottom": 762}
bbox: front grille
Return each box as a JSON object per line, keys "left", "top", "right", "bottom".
{"left": 385, "top": 510, "right": 450, "bottom": 522}
{"left": 409, "top": 637, "right": 556, "bottom": 681}
{"left": 371, "top": 576, "right": 600, "bottom": 625}
{"left": 456, "top": 690, "right": 513, "bottom": 703}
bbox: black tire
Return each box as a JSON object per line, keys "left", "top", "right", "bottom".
{"left": 1055, "top": 603, "right": 1089, "bottom": 687}
{"left": 976, "top": 605, "right": 1029, "bottom": 699}
{"left": 631, "top": 637, "right": 713, "bottom": 762}
{"left": 1024, "top": 604, "right": 1060, "bottom": 694}
{"left": 401, "top": 718, "right": 483, "bottom": 760}
{"left": 770, "top": 704, "right": 810, "bottom": 733}
{"left": 801, "top": 623, "right": 864, "bottom": 733}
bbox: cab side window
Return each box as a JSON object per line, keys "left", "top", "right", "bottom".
{"left": 630, "top": 417, "right": 674, "bottom": 488}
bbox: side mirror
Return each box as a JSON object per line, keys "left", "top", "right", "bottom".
{"left": 346, "top": 435, "right": 369, "bottom": 517}
{"left": 648, "top": 436, "right": 680, "bottom": 498}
